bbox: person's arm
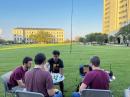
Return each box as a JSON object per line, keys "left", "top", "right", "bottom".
{"left": 79, "top": 72, "right": 93, "bottom": 93}
{"left": 48, "top": 59, "right": 52, "bottom": 72}
{"left": 14, "top": 70, "right": 25, "bottom": 88}
{"left": 46, "top": 72, "right": 56, "bottom": 96}
{"left": 47, "top": 89, "right": 55, "bottom": 96}
{"left": 16, "top": 80, "right": 25, "bottom": 88}
{"left": 59, "top": 68, "right": 64, "bottom": 75}
{"left": 59, "top": 60, "right": 64, "bottom": 75}
{"left": 48, "top": 89, "right": 60, "bottom": 96}
{"left": 79, "top": 83, "right": 87, "bottom": 93}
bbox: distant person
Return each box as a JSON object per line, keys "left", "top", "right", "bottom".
{"left": 48, "top": 50, "right": 64, "bottom": 96}
{"left": 8, "top": 57, "right": 32, "bottom": 90}
{"left": 25, "top": 53, "right": 62, "bottom": 97}
{"left": 72, "top": 56, "right": 110, "bottom": 97}
{"left": 126, "top": 40, "right": 129, "bottom": 47}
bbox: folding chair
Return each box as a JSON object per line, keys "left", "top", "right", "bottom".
{"left": 15, "top": 90, "right": 45, "bottom": 97}
{"left": 0, "top": 71, "right": 14, "bottom": 97}
{"left": 124, "top": 88, "right": 130, "bottom": 97}
{"left": 81, "top": 89, "right": 113, "bottom": 97}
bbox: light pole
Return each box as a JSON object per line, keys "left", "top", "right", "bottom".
{"left": 127, "top": 0, "right": 129, "bottom": 34}
{"left": 70, "top": 0, "right": 74, "bottom": 54}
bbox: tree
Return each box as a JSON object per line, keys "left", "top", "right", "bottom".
{"left": 85, "top": 33, "right": 96, "bottom": 42}
{"left": 128, "top": 34, "right": 130, "bottom": 41}
{"left": 103, "top": 34, "right": 108, "bottom": 43}
{"left": 0, "top": 39, "right": 6, "bottom": 44}
{"left": 116, "top": 23, "right": 130, "bottom": 43}
{"left": 6, "top": 40, "right": 14, "bottom": 44}
{"left": 85, "top": 33, "right": 108, "bottom": 44}
{"left": 109, "top": 35, "right": 115, "bottom": 43}
{"left": 79, "top": 37, "right": 86, "bottom": 44}
{"left": 29, "top": 31, "right": 51, "bottom": 43}
{"left": 95, "top": 34, "right": 104, "bottom": 44}
{"left": 118, "top": 23, "right": 130, "bottom": 36}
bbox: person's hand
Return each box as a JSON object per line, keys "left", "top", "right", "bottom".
{"left": 60, "top": 75, "right": 63, "bottom": 78}
{"left": 109, "top": 71, "right": 113, "bottom": 77}
{"left": 54, "top": 89, "right": 59, "bottom": 93}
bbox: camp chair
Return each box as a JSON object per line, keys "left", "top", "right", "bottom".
{"left": 81, "top": 89, "right": 113, "bottom": 97}
{"left": 0, "top": 71, "right": 15, "bottom": 97}
{"left": 124, "top": 88, "right": 130, "bottom": 97}
{"left": 15, "top": 90, "right": 45, "bottom": 97}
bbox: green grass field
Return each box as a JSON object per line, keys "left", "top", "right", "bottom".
{"left": 0, "top": 44, "right": 130, "bottom": 97}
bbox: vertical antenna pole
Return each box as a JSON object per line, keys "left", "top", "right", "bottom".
{"left": 70, "top": 0, "right": 74, "bottom": 54}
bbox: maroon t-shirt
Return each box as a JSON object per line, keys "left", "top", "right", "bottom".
{"left": 8, "top": 66, "right": 27, "bottom": 89}
{"left": 83, "top": 70, "right": 109, "bottom": 90}
{"left": 25, "top": 68, "right": 53, "bottom": 97}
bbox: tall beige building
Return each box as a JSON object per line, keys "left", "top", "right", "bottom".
{"left": 103, "top": 0, "right": 130, "bottom": 34}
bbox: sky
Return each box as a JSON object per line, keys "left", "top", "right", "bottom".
{"left": 0, "top": 0, "right": 103, "bottom": 40}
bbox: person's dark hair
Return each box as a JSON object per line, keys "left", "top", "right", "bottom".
{"left": 83, "top": 65, "right": 92, "bottom": 71}
{"left": 52, "top": 50, "right": 60, "bottom": 56}
{"left": 23, "top": 57, "right": 33, "bottom": 65}
{"left": 34, "top": 53, "right": 46, "bottom": 65}
{"left": 90, "top": 56, "right": 100, "bottom": 67}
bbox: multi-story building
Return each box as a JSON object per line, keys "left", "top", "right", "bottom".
{"left": 103, "top": 0, "right": 130, "bottom": 34}
{"left": 12, "top": 28, "right": 64, "bottom": 43}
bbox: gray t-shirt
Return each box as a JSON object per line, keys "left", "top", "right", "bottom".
{"left": 25, "top": 68, "right": 53, "bottom": 97}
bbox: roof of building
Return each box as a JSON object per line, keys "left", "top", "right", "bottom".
{"left": 14, "top": 27, "right": 64, "bottom": 30}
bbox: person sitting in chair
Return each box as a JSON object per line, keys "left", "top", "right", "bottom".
{"left": 8, "top": 57, "right": 32, "bottom": 90}
{"left": 48, "top": 50, "right": 64, "bottom": 96}
{"left": 25, "top": 53, "right": 63, "bottom": 97}
{"left": 72, "top": 56, "right": 110, "bottom": 97}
